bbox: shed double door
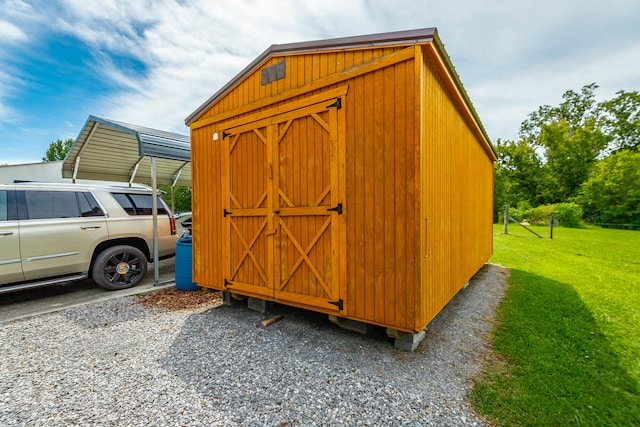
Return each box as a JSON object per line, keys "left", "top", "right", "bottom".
{"left": 221, "top": 96, "right": 344, "bottom": 312}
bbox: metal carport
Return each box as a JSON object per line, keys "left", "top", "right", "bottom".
{"left": 62, "top": 115, "right": 191, "bottom": 285}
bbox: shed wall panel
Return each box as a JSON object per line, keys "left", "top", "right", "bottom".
{"left": 342, "top": 56, "right": 417, "bottom": 331}
{"left": 191, "top": 126, "right": 223, "bottom": 288}
{"left": 419, "top": 46, "right": 494, "bottom": 329}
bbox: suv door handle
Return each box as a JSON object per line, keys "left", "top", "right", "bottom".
{"left": 0, "top": 231, "right": 14, "bottom": 236}
{"left": 81, "top": 225, "right": 102, "bottom": 230}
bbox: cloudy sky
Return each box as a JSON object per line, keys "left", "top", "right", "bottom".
{"left": 1, "top": 0, "right": 639, "bottom": 164}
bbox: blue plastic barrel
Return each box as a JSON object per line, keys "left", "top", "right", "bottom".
{"left": 175, "top": 237, "right": 200, "bottom": 291}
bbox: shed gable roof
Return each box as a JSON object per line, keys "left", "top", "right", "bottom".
{"left": 185, "top": 28, "right": 437, "bottom": 126}
{"left": 185, "top": 28, "right": 494, "bottom": 158}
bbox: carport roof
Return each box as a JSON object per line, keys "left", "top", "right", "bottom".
{"left": 62, "top": 116, "right": 191, "bottom": 186}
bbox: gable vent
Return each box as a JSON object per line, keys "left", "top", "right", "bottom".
{"left": 261, "top": 60, "right": 286, "bottom": 85}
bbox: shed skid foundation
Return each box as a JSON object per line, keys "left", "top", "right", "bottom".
{"left": 247, "top": 297, "right": 274, "bottom": 314}
{"left": 390, "top": 329, "right": 426, "bottom": 352}
{"left": 328, "top": 315, "right": 372, "bottom": 334}
{"left": 222, "top": 291, "right": 247, "bottom": 306}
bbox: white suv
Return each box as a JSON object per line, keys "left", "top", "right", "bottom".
{"left": 0, "top": 183, "right": 178, "bottom": 293}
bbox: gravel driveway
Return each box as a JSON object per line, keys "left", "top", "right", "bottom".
{"left": 0, "top": 264, "right": 507, "bottom": 426}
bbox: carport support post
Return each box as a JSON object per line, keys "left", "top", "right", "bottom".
{"left": 150, "top": 156, "right": 160, "bottom": 286}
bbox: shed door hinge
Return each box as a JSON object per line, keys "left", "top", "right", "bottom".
{"left": 224, "top": 278, "right": 232, "bottom": 288}
{"left": 222, "top": 131, "right": 230, "bottom": 139}
{"left": 224, "top": 208, "right": 232, "bottom": 217}
{"left": 328, "top": 299, "right": 343, "bottom": 310}
{"left": 327, "top": 97, "right": 342, "bottom": 110}
{"left": 327, "top": 203, "right": 342, "bottom": 215}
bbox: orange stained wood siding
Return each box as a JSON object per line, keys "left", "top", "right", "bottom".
{"left": 189, "top": 40, "right": 495, "bottom": 334}
{"left": 342, "top": 54, "right": 417, "bottom": 331}
{"left": 196, "top": 46, "right": 410, "bottom": 124}
{"left": 191, "top": 125, "right": 223, "bottom": 288}
{"left": 418, "top": 45, "right": 494, "bottom": 330}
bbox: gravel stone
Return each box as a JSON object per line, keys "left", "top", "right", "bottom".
{"left": 0, "top": 264, "right": 507, "bottom": 426}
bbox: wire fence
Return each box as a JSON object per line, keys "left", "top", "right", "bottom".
{"left": 592, "top": 223, "right": 640, "bottom": 230}
{"left": 500, "top": 206, "right": 640, "bottom": 238}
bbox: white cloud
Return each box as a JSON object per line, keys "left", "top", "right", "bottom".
{"left": 0, "top": 68, "right": 20, "bottom": 123}
{"left": 468, "top": 35, "right": 640, "bottom": 142}
{"left": 0, "top": 0, "right": 35, "bottom": 20}
{"left": 0, "top": 20, "right": 27, "bottom": 43}
{"left": 46, "top": 0, "right": 391, "bottom": 132}
{"left": 4, "top": 0, "right": 640, "bottom": 142}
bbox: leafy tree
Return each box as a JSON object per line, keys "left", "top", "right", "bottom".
{"left": 520, "top": 83, "right": 601, "bottom": 144}
{"left": 494, "top": 83, "right": 640, "bottom": 221}
{"left": 578, "top": 150, "right": 640, "bottom": 224}
{"left": 493, "top": 138, "right": 542, "bottom": 209}
{"left": 158, "top": 185, "right": 191, "bottom": 213}
{"left": 515, "top": 83, "right": 608, "bottom": 204}
{"left": 600, "top": 90, "right": 640, "bottom": 153}
{"left": 42, "top": 138, "right": 74, "bottom": 162}
{"left": 537, "top": 117, "right": 608, "bottom": 202}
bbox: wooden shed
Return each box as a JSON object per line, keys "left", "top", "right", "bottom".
{"left": 185, "top": 28, "right": 496, "bottom": 350}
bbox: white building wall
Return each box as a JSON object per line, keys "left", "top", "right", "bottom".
{"left": 0, "top": 161, "right": 130, "bottom": 186}
{"left": 0, "top": 161, "right": 69, "bottom": 184}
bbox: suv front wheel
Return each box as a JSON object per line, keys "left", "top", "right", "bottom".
{"left": 92, "top": 245, "right": 148, "bottom": 290}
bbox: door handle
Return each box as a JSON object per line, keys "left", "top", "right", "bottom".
{"left": 81, "top": 225, "right": 102, "bottom": 230}
{"left": 0, "top": 231, "right": 14, "bottom": 236}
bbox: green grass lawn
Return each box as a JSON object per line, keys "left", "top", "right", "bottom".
{"left": 470, "top": 224, "right": 640, "bottom": 426}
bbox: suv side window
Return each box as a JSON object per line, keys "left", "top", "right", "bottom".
{"left": 111, "top": 193, "right": 136, "bottom": 215}
{"left": 21, "top": 190, "right": 104, "bottom": 220}
{"left": 111, "top": 193, "right": 167, "bottom": 216}
{"left": 0, "top": 191, "right": 7, "bottom": 221}
{"left": 77, "top": 192, "right": 105, "bottom": 217}
{"left": 25, "top": 191, "right": 80, "bottom": 219}
{"left": 1, "top": 190, "right": 18, "bottom": 221}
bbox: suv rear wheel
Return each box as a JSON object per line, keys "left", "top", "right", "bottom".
{"left": 92, "top": 245, "right": 148, "bottom": 290}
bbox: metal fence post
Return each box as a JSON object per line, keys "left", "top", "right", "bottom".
{"left": 503, "top": 205, "right": 509, "bottom": 234}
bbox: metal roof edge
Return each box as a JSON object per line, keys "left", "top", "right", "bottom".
{"left": 62, "top": 116, "right": 98, "bottom": 177}
{"left": 184, "top": 44, "right": 272, "bottom": 126}
{"left": 92, "top": 116, "right": 189, "bottom": 142}
{"left": 270, "top": 27, "right": 436, "bottom": 54}
{"left": 88, "top": 116, "right": 139, "bottom": 138}
{"left": 184, "top": 28, "right": 437, "bottom": 126}
{"left": 63, "top": 115, "right": 97, "bottom": 163}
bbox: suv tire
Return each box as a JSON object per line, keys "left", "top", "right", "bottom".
{"left": 92, "top": 245, "right": 148, "bottom": 291}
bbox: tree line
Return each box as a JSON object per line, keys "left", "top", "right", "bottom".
{"left": 494, "top": 83, "right": 640, "bottom": 226}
